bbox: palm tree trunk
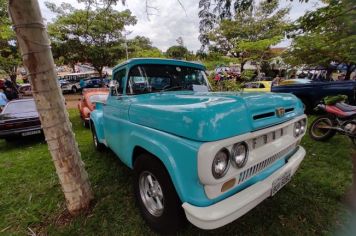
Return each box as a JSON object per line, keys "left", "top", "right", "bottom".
{"left": 8, "top": 0, "right": 93, "bottom": 215}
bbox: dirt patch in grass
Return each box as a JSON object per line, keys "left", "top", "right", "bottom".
{"left": 64, "top": 94, "right": 81, "bottom": 109}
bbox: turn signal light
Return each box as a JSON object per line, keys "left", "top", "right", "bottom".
{"left": 221, "top": 178, "right": 236, "bottom": 192}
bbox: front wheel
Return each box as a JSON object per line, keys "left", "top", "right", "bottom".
{"left": 133, "top": 153, "right": 186, "bottom": 233}
{"left": 309, "top": 115, "right": 336, "bottom": 141}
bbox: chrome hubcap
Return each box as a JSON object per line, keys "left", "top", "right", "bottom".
{"left": 139, "top": 171, "right": 164, "bottom": 217}
{"left": 93, "top": 133, "right": 98, "bottom": 146}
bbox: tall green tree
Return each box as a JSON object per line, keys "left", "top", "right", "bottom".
{"left": 9, "top": 0, "right": 93, "bottom": 215}
{"left": 47, "top": 3, "right": 137, "bottom": 76}
{"left": 208, "top": 0, "right": 290, "bottom": 73}
{"left": 198, "top": 0, "right": 310, "bottom": 48}
{"left": 0, "top": 0, "right": 20, "bottom": 82}
{"left": 127, "top": 36, "right": 164, "bottom": 58}
{"left": 166, "top": 45, "right": 189, "bottom": 59}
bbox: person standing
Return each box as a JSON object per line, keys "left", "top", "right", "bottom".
{"left": 4, "top": 78, "right": 19, "bottom": 100}
{"left": 0, "top": 88, "right": 8, "bottom": 111}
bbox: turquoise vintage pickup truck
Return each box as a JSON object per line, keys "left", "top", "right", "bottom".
{"left": 90, "top": 58, "right": 307, "bottom": 233}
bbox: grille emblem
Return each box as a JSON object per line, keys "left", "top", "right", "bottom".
{"left": 276, "top": 107, "right": 285, "bottom": 117}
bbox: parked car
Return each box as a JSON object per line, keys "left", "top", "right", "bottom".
{"left": 279, "top": 78, "right": 312, "bottom": 86}
{"left": 78, "top": 88, "right": 109, "bottom": 127}
{"left": 271, "top": 80, "right": 356, "bottom": 113}
{"left": 242, "top": 81, "right": 271, "bottom": 92}
{"left": 81, "top": 77, "right": 110, "bottom": 89}
{"left": 58, "top": 79, "right": 72, "bottom": 94}
{"left": 18, "top": 83, "right": 32, "bottom": 97}
{"left": 90, "top": 58, "right": 307, "bottom": 233}
{"left": 0, "top": 99, "right": 42, "bottom": 141}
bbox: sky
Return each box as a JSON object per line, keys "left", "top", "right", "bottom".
{"left": 38, "top": 0, "right": 323, "bottom": 52}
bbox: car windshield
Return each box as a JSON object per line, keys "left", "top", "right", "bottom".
{"left": 3, "top": 100, "right": 37, "bottom": 114}
{"left": 126, "top": 64, "right": 209, "bottom": 95}
{"left": 89, "top": 94, "right": 108, "bottom": 103}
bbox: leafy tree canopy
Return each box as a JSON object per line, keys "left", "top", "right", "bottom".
{"left": 198, "top": 0, "right": 308, "bottom": 48}
{"left": 126, "top": 36, "right": 164, "bottom": 58}
{"left": 207, "top": 0, "right": 289, "bottom": 73}
{"left": 166, "top": 45, "right": 189, "bottom": 60}
{"left": 0, "top": 0, "right": 20, "bottom": 80}
{"left": 46, "top": 2, "right": 137, "bottom": 75}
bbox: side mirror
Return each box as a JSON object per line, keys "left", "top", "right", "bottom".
{"left": 109, "top": 80, "right": 119, "bottom": 89}
{"left": 109, "top": 80, "right": 120, "bottom": 96}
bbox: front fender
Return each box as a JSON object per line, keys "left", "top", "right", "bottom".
{"left": 119, "top": 123, "right": 210, "bottom": 206}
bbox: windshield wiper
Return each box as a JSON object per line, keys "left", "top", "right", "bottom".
{"left": 160, "top": 86, "right": 183, "bottom": 92}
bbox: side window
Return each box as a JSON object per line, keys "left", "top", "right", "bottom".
{"left": 112, "top": 69, "right": 126, "bottom": 96}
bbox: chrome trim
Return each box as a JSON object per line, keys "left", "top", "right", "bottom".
{"left": 237, "top": 143, "right": 297, "bottom": 184}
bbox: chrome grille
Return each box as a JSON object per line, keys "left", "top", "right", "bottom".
{"left": 238, "top": 143, "right": 297, "bottom": 184}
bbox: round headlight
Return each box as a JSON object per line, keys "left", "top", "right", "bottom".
{"left": 212, "top": 148, "right": 230, "bottom": 179}
{"left": 294, "top": 121, "right": 301, "bottom": 137}
{"left": 300, "top": 119, "right": 306, "bottom": 133}
{"left": 231, "top": 142, "right": 248, "bottom": 168}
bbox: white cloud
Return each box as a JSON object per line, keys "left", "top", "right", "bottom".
{"left": 39, "top": 0, "right": 323, "bottom": 52}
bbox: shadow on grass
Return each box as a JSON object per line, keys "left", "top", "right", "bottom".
{"left": 0, "top": 134, "right": 45, "bottom": 151}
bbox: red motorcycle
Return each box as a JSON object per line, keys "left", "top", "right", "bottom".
{"left": 309, "top": 102, "right": 356, "bottom": 146}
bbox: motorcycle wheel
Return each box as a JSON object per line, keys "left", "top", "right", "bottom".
{"left": 309, "top": 115, "right": 336, "bottom": 141}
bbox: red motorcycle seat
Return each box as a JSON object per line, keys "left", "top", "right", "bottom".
{"left": 335, "top": 103, "right": 356, "bottom": 112}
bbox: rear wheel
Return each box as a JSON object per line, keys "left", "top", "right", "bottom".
{"left": 309, "top": 115, "right": 336, "bottom": 141}
{"left": 133, "top": 153, "right": 186, "bottom": 234}
{"left": 91, "top": 124, "right": 105, "bottom": 151}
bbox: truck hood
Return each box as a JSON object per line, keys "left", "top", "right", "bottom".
{"left": 128, "top": 91, "right": 304, "bottom": 142}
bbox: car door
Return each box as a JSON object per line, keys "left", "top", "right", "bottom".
{"left": 103, "top": 68, "right": 131, "bottom": 161}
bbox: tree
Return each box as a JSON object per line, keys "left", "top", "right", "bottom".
{"left": 198, "top": 0, "right": 258, "bottom": 49}
{"left": 207, "top": 0, "right": 290, "bottom": 74}
{"left": 0, "top": 0, "right": 20, "bottom": 82}
{"left": 47, "top": 4, "right": 137, "bottom": 76}
{"left": 166, "top": 45, "right": 189, "bottom": 59}
{"left": 127, "top": 36, "right": 164, "bottom": 58}
{"left": 284, "top": 0, "right": 356, "bottom": 80}
{"left": 8, "top": 0, "right": 93, "bottom": 215}
{"left": 5, "top": 0, "right": 184, "bottom": 219}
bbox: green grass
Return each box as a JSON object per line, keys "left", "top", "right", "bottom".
{"left": 0, "top": 111, "right": 353, "bottom": 235}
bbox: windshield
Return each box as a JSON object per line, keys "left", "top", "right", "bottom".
{"left": 89, "top": 94, "right": 108, "bottom": 103}
{"left": 3, "top": 100, "right": 37, "bottom": 114}
{"left": 126, "top": 64, "right": 209, "bottom": 95}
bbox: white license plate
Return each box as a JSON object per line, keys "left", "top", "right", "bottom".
{"left": 21, "top": 130, "right": 41, "bottom": 137}
{"left": 271, "top": 170, "right": 291, "bottom": 196}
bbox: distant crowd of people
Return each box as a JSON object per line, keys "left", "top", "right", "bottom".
{"left": 0, "top": 78, "right": 20, "bottom": 111}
